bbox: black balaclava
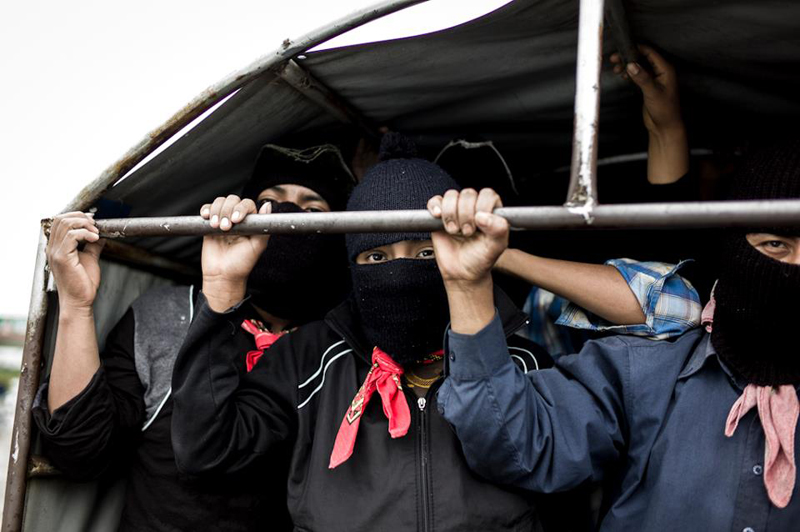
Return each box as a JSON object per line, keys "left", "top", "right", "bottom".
{"left": 241, "top": 143, "right": 355, "bottom": 212}
{"left": 711, "top": 139, "right": 800, "bottom": 386}
{"left": 248, "top": 202, "right": 349, "bottom": 324}
{"left": 241, "top": 144, "right": 356, "bottom": 323}
{"left": 346, "top": 133, "right": 460, "bottom": 365}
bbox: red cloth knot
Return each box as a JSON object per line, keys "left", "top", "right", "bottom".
{"left": 241, "top": 319, "right": 286, "bottom": 372}
{"left": 329, "top": 347, "right": 410, "bottom": 469}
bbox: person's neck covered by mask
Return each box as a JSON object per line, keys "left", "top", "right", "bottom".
{"left": 711, "top": 139, "right": 800, "bottom": 386}
{"left": 240, "top": 143, "right": 355, "bottom": 325}
{"left": 346, "top": 133, "right": 460, "bottom": 365}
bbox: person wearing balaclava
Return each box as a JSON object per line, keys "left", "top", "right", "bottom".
{"left": 33, "top": 142, "right": 354, "bottom": 531}
{"left": 435, "top": 139, "right": 800, "bottom": 531}
{"left": 170, "top": 133, "right": 582, "bottom": 531}
{"left": 206, "top": 143, "right": 353, "bottom": 331}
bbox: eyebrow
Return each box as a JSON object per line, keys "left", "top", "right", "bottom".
{"left": 300, "top": 192, "right": 326, "bottom": 203}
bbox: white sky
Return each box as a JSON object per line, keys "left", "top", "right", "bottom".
{"left": 0, "top": 0, "right": 512, "bottom": 317}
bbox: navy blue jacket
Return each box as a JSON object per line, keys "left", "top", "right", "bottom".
{"left": 439, "top": 313, "right": 800, "bottom": 531}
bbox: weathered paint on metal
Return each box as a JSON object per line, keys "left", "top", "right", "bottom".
{"left": 88, "top": 200, "right": 800, "bottom": 237}
{"left": 273, "top": 59, "right": 379, "bottom": 139}
{"left": 2, "top": 226, "right": 50, "bottom": 532}
{"left": 566, "top": 0, "right": 605, "bottom": 211}
{"left": 61, "top": 0, "right": 429, "bottom": 215}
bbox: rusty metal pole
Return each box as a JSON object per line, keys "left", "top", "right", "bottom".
{"left": 566, "top": 0, "right": 605, "bottom": 217}
{"left": 2, "top": 225, "right": 50, "bottom": 532}
{"left": 90, "top": 200, "right": 800, "bottom": 238}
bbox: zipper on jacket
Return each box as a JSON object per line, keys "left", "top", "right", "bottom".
{"left": 417, "top": 393, "right": 432, "bottom": 532}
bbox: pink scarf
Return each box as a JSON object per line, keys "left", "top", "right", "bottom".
{"left": 704, "top": 292, "right": 799, "bottom": 507}
{"left": 329, "top": 347, "right": 410, "bottom": 469}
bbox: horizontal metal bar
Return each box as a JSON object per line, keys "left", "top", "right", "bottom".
{"left": 89, "top": 200, "right": 800, "bottom": 237}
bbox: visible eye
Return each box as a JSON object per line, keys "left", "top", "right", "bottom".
{"left": 416, "top": 248, "right": 435, "bottom": 259}
{"left": 765, "top": 240, "right": 787, "bottom": 249}
{"left": 366, "top": 251, "right": 387, "bottom": 263}
{"left": 305, "top": 206, "right": 326, "bottom": 213}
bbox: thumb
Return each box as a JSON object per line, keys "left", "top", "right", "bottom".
{"left": 475, "top": 212, "right": 509, "bottom": 238}
{"left": 626, "top": 62, "right": 656, "bottom": 94}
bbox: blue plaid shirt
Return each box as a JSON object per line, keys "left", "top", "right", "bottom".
{"left": 523, "top": 259, "right": 701, "bottom": 356}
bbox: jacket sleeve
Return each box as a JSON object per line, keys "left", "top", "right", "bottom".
{"left": 32, "top": 309, "right": 145, "bottom": 480}
{"left": 438, "top": 312, "right": 630, "bottom": 493}
{"left": 170, "top": 293, "right": 298, "bottom": 476}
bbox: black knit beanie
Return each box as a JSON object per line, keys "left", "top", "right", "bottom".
{"left": 346, "top": 133, "right": 459, "bottom": 364}
{"left": 345, "top": 132, "right": 460, "bottom": 261}
{"left": 241, "top": 144, "right": 355, "bottom": 211}
{"left": 712, "top": 139, "right": 800, "bottom": 386}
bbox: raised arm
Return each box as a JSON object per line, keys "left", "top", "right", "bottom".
{"left": 612, "top": 44, "right": 689, "bottom": 185}
{"left": 46, "top": 212, "right": 105, "bottom": 411}
{"left": 429, "top": 188, "right": 628, "bottom": 491}
{"left": 171, "top": 195, "right": 294, "bottom": 475}
{"left": 495, "top": 250, "right": 645, "bottom": 325}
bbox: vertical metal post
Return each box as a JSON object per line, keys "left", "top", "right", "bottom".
{"left": 565, "top": 0, "right": 605, "bottom": 216}
{"left": 2, "top": 226, "right": 50, "bottom": 532}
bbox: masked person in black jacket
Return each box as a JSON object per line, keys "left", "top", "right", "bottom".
{"left": 33, "top": 143, "right": 354, "bottom": 531}
{"left": 171, "top": 134, "right": 590, "bottom": 532}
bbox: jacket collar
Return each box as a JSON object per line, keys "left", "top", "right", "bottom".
{"left": 324, "top": 285, "right": 529, "bottom": 365}
{"left": 678, "top": 333, "right": 749, "bottom": 391}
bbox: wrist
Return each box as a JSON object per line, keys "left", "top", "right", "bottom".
{"left": 202, "top": 276, "right": 247, "bottom": 312}
{"left": 58, "top": 302, "right": 94, "bottom": 321}
{"left": 445, "top": 276, "right": 495, "bottom": 335}
{"left": 443, "top": 275, "right": 493, "bottom": 294}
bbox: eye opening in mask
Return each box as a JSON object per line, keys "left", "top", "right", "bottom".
{"left": 257, "top": 198, "right": 325, "bottom": 214}
{"left": 355, "top": 240, "right": 435, "bottom": 265}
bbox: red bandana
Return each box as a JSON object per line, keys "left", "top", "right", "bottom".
{"left": 329, "top": 347, "right": 410, "bottom": 469}
{"left": 241, "top": 319, "right": 286, "bottom": 372}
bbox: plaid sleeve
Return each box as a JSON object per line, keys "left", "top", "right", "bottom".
{"left": 555, "top": 259, "right": 702, "bottom": 339}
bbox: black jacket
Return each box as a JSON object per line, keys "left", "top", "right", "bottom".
{"left": 172, "top": 289, "right": 565, "bottom": 532}
{"left": 32, "top": 307, "right": 291, "bottom": 532}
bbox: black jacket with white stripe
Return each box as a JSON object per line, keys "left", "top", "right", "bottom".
{"left": 172, "top": 288, "right": 565, "bottom": 532}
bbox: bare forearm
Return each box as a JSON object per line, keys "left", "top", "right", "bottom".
{"left": 48, "top": 306, "right": 100, "bottom": 412}
{"left": 202, "top": 276, "right": 247, "bottom": 313}
{"left": 445, "top": 277, "right": 496, "bottom": 335}
{"left": 647, "top": 126, "right": 689, "bottom": 185}
{"left": 496, "top": 249, "right": 645, "bottom": 325}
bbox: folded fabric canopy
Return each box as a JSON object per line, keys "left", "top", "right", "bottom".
{"left": 103, "top": 0, "right": 800, "bottom": 262}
